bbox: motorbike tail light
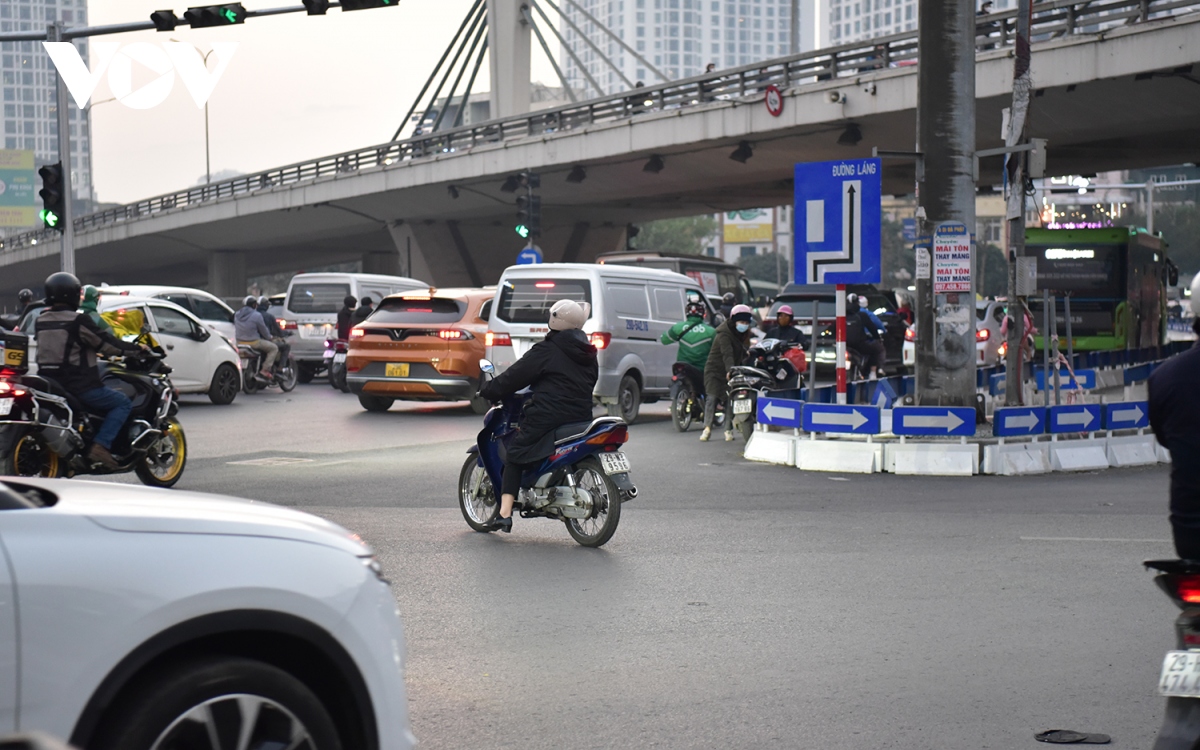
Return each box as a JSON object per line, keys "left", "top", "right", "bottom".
{"left": 586, "top": 424, "right": 628, "bottom": 445}
{"left": 486, "top": 331, "right": 512, "bottom": 347}
{"left": 976, "top": 328, "right": 990, "bottom": 342}
{"left": 904, "top": 327, "right": 916, "bottom": 342}
{"left": 350, "top": 327, "right": 365, "bottom": 339}
{"left": 0, "top": 381, "right": 24, "bottom": 397}
{"left": 589, "top": 332, "right": 611, "bottom": 350}
{"left": 1171, "top": 575, "right": 1200, "bottom": 604}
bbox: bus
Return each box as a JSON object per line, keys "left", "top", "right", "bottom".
{"left": 1021, "top": 227, "right": 1177, "bottom": 351}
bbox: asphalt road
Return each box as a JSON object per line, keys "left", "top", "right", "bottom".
{"left": 148, "top": 384, "right": 1178, "bottom": 749}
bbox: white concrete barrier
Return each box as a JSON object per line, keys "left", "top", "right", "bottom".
{"left": 795, "top": 438, "right": 881, "bottom": 474}
{"left": 981, "top": 441, "right": 1053, "bottom": 475}
{"left": 743, "top": 431, "right": 797, "bottom": 466}
{"left": 1051, "top": 436, "right": 1110, "bottom": 472}
{"left": 1106, "top": 433, "right": 1159, "bottom": 467}
{"left": 886, "top": 442, "right": 979, "bottom": 476}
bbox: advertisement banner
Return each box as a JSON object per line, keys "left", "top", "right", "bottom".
{"left": 723, "top": 208, "right": 774, "bottom": 244}
{"left": 933, "top": 222, "right": 972, "bottom": 293}
{"left": 0, "top": 150, "right": 37, "bottom": 228}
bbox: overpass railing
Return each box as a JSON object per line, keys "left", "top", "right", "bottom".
{"left": 1, "top": 0, "right": 1196, "bottom": 254}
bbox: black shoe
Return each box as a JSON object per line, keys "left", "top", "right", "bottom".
{"left": 491, "top": 516, "right": 512, "bottom": 533}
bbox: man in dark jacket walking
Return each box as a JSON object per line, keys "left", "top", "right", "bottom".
{"left": 1150, "top": 323, "right": 1200, "bottom": 558}
{"left": 478, "top": 298, "right": 599, "bottom": 532}
{"left": 352, "top": 297, "right": 375, "bottom": 324}
{"left": 336, "top": 295, "right": 357, "bottom": 340}
{"left": 701, "top": 304, "right": 754, "bottom": 442}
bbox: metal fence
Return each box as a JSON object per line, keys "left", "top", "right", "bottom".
{"left": 2, "top": 0, "right": 1196, "bottom": 254}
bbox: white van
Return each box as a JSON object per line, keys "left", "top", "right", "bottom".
{"left": 486, "top": 263, "right": 708, "bottom": 423}
{"left": 282, "top": 272, "right": 429, "bottom": 380}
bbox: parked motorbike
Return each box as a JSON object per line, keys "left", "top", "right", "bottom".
{"left": 325, "top": 338, "right": 349, "bottom": 392}
{"left": 728, "top": 338, "right": 807, "bottom": 441}
{"left": 239, "top": 342, "right": 298, "bottom": 394}
{"left": 458, "top": 359, "right": 636, "bottom": 547}
{"left": 669, "top": 362, "right": 725, "bottom": 432}
{"left": 0, "top": 332, "right": 187, "bottom": 487}
{"left": 1147, "top": 559, "right": 1200, "bottom": 749}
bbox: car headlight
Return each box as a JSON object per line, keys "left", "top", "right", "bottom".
{"left": 361, "top": 555, "right": 389, "bottom": 584}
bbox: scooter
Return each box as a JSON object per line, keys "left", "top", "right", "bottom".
{"left": 238, "top": 343, "right": 298, "bottom": 394}
{"left": 727, "top": 338, "right": 807, "bottom": 441}
{"left": 457, "top": 359, "right": 636, "bottom": 548}
{"left": 325, "top": 338, "right": 350, "bottom": 392}
{"left": 1146, "top": 559, "right": 1200, "bottom": 749}
{"left": 669, "top": 362, "right": 725, "bottom": 432}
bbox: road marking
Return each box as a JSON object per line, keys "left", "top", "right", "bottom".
{"left": 227, "top": 456, "right": 315, "bottom": 467}
{"left": 311, "top": 459, "right": 356, "bottom": 467}
{"left": 1020, "top": 536, "right": 1170, "bottom": 543}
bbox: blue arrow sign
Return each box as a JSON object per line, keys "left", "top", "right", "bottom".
{"left": 994, "top": 406, "right": 1046, "bottom": 437}
{"left": 1105, "top": 401, "right": 1149, "bottom": 430}
{"left": 756, "top": 397, "right": 803, "bottom": 428}
{"left": 1035, "top": 368, "right": 1096, "bottom": 391}
{"left": 516, "top": 246, "right": 543, "bottom": 265}
{"left": 802, "top": 404, "right": 880, "bottom": 434}
{"left": 794, "top": 159, "right": 881, "bottom": 285}
{"left": 1048, "top": 404, "right": 1102, "bottom": 434}
{"left": 892, "top": 406, "right": 976, "bottom": 437}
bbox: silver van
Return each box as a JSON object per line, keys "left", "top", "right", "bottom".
{"left": 282, "top": 272, "right": 428, "bottom": 381}
{"left": 486, "top": 263, "right": 706, "bottom": 423}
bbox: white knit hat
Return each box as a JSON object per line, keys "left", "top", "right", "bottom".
{"left": 548, "top": 298, "right": 591, "bottom": 331}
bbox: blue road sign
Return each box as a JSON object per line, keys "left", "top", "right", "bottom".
{"left": 1048, "top": 404, "right": 1102, "bottom": 434}
{"left": 516, "top": 246, "right": 543, "bottom": 265}
{"left": 902, "top": 218, "right": 917, "bottom": 241}
{"left": 1035, "top": 368, "right": 1096, "bottom": 391}
{"left": 802, "top": 404, "right": 880, "bottom": 434}
{"left": 994, "top": 406, "right": 1046, "bottom": 437}
{"left": 892, "top": 406, "right": 976, "bottom": 437}
{"left": 757, "top": 396, "right": 803, "bottom": 428}
{"left": 794, "top": 158, "right": 881, "bottom": 285}
{"left": 1105, "top": 401, "right": 1149, "bottom": 430}
{"left": 989, "top": 373, "right": 1007, "bottom": 397}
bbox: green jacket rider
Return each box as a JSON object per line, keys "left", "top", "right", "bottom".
{"left": 660, "top": 299, "right": 717, "bottom": 370}
{"left": 79, "top": 285, "right": 112, "bottom": 334}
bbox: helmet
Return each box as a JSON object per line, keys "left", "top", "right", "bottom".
{"left": 548, "top": 298, "right": 591, "bottom": 331}
{"left": 243, "top": 296, "right": 258, "bottom": 308}
{"left": 685, "top": 300, "right": 706, "bottom": 318}
{"left": 721, "top": 292, "right": 736, "bottom": 305}
{"left": 845, "top": 293, "right": 861, "bottom": 313}
{"left": 257, "top": 296, "right": 270, "bottom": 309}
{"left": 82, "top": 284, "right": 101, "bottom": 305}
{"left": 44, "top": 272, "right": 81, "bottom": 307}
{"left": 17, "top": 288, "right": 33, "bottom": 305}
{"left": 729, "top": 304, "right": 754, "bottom": 323}
{"left": 777, "top": 304, "right": 794, "bottom": 317}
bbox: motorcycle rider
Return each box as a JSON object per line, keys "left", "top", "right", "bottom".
{"left": 661, "top": 297, "right": 716, "bottom": 397}
{"left": 80, "top": 285, "right": 112, "bottom": 334}
{"left": 718, "top": 292, "right": 736, "bottom": 321}
{"left": 34, "top": 272, "right": 148, "bottom": 470}
{"left": 336, "top": 295, "right": 357, "bottom": 340}
{"left": 235, "top": 296, "right": 277, "bottom": 381}
{"left": 477, "top": 298, "right": 599, "bottom": 533}
{"left": 257, "top": 296, "right": 291, "bottom": 367}
{"left": 1149, "top": 319, "right": 1200, "bottom": 559}
{"left": 701, "top": 304, "right": 754, "bottom": 442}
{"left": 845, "top": 293, "right": 887, "bottom": 379}
{"left": 764, "top": 304, "right": 805, "bottom": 346}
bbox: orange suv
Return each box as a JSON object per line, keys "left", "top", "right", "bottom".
{"left": 346, "top": 288, "right": 495, "bottom": 413}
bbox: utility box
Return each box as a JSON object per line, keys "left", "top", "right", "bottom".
{"left": 1028, "top": 138, "right": 1048, "bottom": 179}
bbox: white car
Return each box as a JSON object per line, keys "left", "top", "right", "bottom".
{"left": 902, "top": 301, "right": 1003, "bottom": 369}
{"left": 100, "top": 286, "right": 237, "bottom": 342}
{"left": 0, "top": 478, "right": 415, "bottom": 750}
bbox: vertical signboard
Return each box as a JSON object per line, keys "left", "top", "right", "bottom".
{"left": 0, "top": 150, "right": 37, "bottom": 228}
{"left": 932, "top": 222, "right": 971, "bottom": 293}
{"left": 793, "top": 158, "right": 882, "bottom": 285}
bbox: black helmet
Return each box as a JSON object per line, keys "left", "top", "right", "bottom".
{"left": 17, "top": 288, "right": 33, "bottom": 305}
{"left": 722, "top": 292, "right": 736, "bottom": 305}
{"left": 686, "top": 300, "right": 706, "bottom": 318}
{"left": 44, "top": 272, "right": 81, "bottom": 307}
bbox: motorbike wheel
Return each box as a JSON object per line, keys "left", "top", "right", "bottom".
{"left": 207, "top": 363, "right": 240, "bottom": 405}
{"left": 469, "top": 396, "right": 491, "bottom": 415}
{"left": 277, "top": 357, "right": 299, "bottom": 392}
{"left": 243, "top": 370, "right": 261, "bottom": 394}
{"left": 134, "top": 419, "right": 187, "bottom": 488}
{"left": 1, "top": 433, "right": 61, "bottom": 478}
{"left": 739, "top": 416, "right": 754, "bottom": 442}
{"left": 671, "top": 387, "right": 693, "bottom": 432}
{"left": 458, "top": 454, "right": 499, "bottom": 532}
{"left": 565, "top": 457, "right": 622, "bottom": 548}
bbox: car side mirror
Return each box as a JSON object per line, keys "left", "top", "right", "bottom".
{"left": 192, "top": 326, "right": 210, "bottom": 342}
{"left": 479, "top": 359, "right": 495, "bottom": 375}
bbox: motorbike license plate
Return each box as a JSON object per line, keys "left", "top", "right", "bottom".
{"left": 333, "top": 353, "right": 346, "bottom": 364}
{"left": 1160, "top": 651, "right": 1200, "bottom": 697}
{"left": 0, "top": 398, "right": 12, "bottom": 416}
{"left": 385, "top": 363, "right": 409, "bottom": 377}
{"left": 733, "top": 398, "right": 754, "bottom": 415}
{"left": 599, "top": 451, "right": 631, "bottom": 475}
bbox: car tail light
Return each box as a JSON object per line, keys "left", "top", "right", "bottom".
{"left": 281, "top": 319, "right": 298, "bottom": 331}
{"left": 976, "top": 328, "right": 990, "bottom": 342}
{"left": 486, "top": 331, "right": 511, "bottom": 347}
{"left": 589, "top": 332, "right": 611, "bottom": 350}
{"left": 586, "top": 424, "right": 628, "bottom": 445}
{"left": 439, "top": 329, "right": 466, "bottom": 340}
{"left": 904, "top": 327, "right": 916, "bottom": 342}
{"left": 535, "top": 281, "right": 556, "bottom": 289}
{"left": 998, "top": 341, "right": 1008, "bottom": 358}
{"left": 350, "top": 327, "right": 365, "bottom": 339}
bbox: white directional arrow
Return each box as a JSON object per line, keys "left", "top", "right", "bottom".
{"left": 903, "top": 413, "right": 965, "bottom": 432}
{"left": 1110, "top": 405, "right": 1145, "bottom": 424}
{"left": 811, "top": 409, "right": 868, "bottom": 430}
{"left": 763, "top": 403, "right": 797, "bottom": 421}
{"left": 1057, "top": 410, "right": 1096, "bottom": 429}
{"left": 1003, "top": 413, "right": 1041, "bottom": 430}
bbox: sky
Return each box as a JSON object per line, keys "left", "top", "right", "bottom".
{"left": 87, "top": 1, "right": 562, "bottom": 204}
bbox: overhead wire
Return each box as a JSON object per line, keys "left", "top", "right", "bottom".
{"left": 431, "top": 11, "right": 490, "bottom": 132}
{"left": 529, "top": 0, "right": 607, "bottom": 97}
{"left": 522, "top": 5, "right": 578, "bottom": 103}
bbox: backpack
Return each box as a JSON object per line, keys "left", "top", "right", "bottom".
{"left": 844, "top": 311, "right": 870, "bottom": 348}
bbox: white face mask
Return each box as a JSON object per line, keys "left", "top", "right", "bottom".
{"left": 735, "top": 322, "right": 750, "bottom": 333}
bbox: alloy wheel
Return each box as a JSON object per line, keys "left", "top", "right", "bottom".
{"left": 150, "top": 693, "right": 315, "bottom": 750}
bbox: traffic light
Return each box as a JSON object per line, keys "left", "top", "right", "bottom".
{"left": 518, "top": 171, "right": 541, "bottom": 190}
{"left": 183, "top": 3, "right": 247, "bottom": 28}
{"left": 38, "top": 163, "right": 64, "bottom": 231}
{"left": 301, "top": 0, "right": 329, "bottom": 14}
{"left": 516, "top": 195, "right": 541, "bottom": 240}
{"left": 341, "top": 0, "right": 398, "bottom": 10}
{"left": 149, "top": 10, "right": 179, "bottom": 31}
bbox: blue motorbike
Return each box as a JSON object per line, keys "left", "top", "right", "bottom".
{"left": 458, "top": 360, "right": 636, "bottom": 547}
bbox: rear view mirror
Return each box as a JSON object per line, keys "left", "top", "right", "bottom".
{"left": 192, "top": 326, "right": 211, "bottom": 342}
{"left": 479, "top": 359, "right": 495, "bottom": 374}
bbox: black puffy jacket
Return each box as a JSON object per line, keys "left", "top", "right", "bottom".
{"left": 1150, "top": 344, "right": 1200, "bottom": 558}
{"left": 479, "top": 328, "right": 599, "bottom": 464}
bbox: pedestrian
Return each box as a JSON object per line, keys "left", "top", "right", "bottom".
{"left": 1149, "top": 321, "right": 1200, "bottom": 559}
{"left": 701, "top": 304, "right": 754, "bottom": 442}
{"left": 353, "top": 297, "right": 375, "bottom": 324}
{"left": 336, "top": 295, "right": 357, "bottom": 340}
{"left": 896, "top": 296, "right": 915, "bottom": 326}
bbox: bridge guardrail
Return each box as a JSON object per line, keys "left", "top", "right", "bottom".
{"left": 1, "top": 0, "right": 1197, "bottom": 253}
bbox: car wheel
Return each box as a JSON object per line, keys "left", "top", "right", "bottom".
{"left": 206, "top": 363, "right": 240, "bottom": 405}
{"left": 606, "top": 374, "right": 640, "bottom": 423}
{"left": 92, "top": 656, "right": 342, "bottom": 750}
{"left": 297, "top": 363, "right": 316, "bottom": 384}
{"left": 358, "top": 394, "right": 393, "bottom": 413}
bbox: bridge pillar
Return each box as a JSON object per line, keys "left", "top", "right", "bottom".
{"left": 487, "top": 0, "right": 532, "bottom": 118}
{"left": 362, "top": 250, "right": 401, "bottom": 277}
{"left": 207, "top": 251, "right": 246, "bottom": 299}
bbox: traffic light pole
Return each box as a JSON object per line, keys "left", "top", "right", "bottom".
{"left": 47, "top": 22, "right": 75, "bottom": 275}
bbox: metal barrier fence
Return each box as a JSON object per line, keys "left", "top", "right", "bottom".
{"left": 1, "top": 0, "right": 1197, "bottom": 254}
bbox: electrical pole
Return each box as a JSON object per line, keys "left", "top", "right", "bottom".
{"left": 1003, "top": 0, "right": 1033, "bottom": 406}
{"left": 47, "top": 22, "right": 75, "bottom": 275}
{"left": 790, "top": 0, "right": 800, "bottom": 55}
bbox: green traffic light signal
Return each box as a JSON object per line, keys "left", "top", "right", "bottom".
{"left": 515, "top": 225, "right": 530, "bottom": 239}
{"left": 39, "top": 210, "right": 60, "bottom": 229}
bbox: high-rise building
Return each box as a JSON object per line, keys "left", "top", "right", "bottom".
{"left": 826, "top": 0, "right": 1016, "bottom": 45}
{"left": 558, "top": 0, "right": 801, "bottom": 96}
{"left": 1, "top": 0, "right": 92, "bottom": 225}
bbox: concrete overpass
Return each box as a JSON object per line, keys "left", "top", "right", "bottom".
{"left": 2, "top": 0, "right": 1198, "bottom": 293}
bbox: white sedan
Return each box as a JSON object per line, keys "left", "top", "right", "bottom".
{"left": 0, "top": 478, "right": 415, "bottom": 750}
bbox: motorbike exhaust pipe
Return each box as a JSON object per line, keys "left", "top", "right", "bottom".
{"left": 626, "top": 487, "right": 638, "bottom": 499}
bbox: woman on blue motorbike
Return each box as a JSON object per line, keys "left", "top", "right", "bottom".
{"left": 478, "top": 298, "right": 599, "bottom": 532}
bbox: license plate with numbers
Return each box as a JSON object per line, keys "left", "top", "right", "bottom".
{"left": 385, "top": 363, "right": 409, "bottom": 377}
{"left": 599, "top": 452, "right": 630, "bottom": 475}
{"left": 1160, "top": 651, "right": 1200, "bottom": 697}
{"left": 333, "top": 353, "right": 346, "bottom": 364}
{"left": 0, "top": 398, "right": 12, "bottom": 416}
{"left": 733, "top": 398, "right": 753, "bottom": 414}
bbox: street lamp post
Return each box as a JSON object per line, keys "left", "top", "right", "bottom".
{"left": 171, "top": 39, "right": 215, "bottom": 183}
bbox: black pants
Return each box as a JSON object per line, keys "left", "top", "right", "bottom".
{"left": 502, "top": 460, "right": 533, "bottom": 497}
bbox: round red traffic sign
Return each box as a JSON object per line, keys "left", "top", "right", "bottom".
{"left": 764, "top": 84, "right": 784, "bottom": 117}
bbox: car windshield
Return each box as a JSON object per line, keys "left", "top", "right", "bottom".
{"left": 772, "top": 300, "right": 838, "bottom": 319}
{"left": 288, "top": 282, "right": 351, "bottom": 314}
{"left": 496, "top": 279, "right": 592, "bottom": 324}
{"left": 369, "top": 298, "right": 465, "bottom": 325}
